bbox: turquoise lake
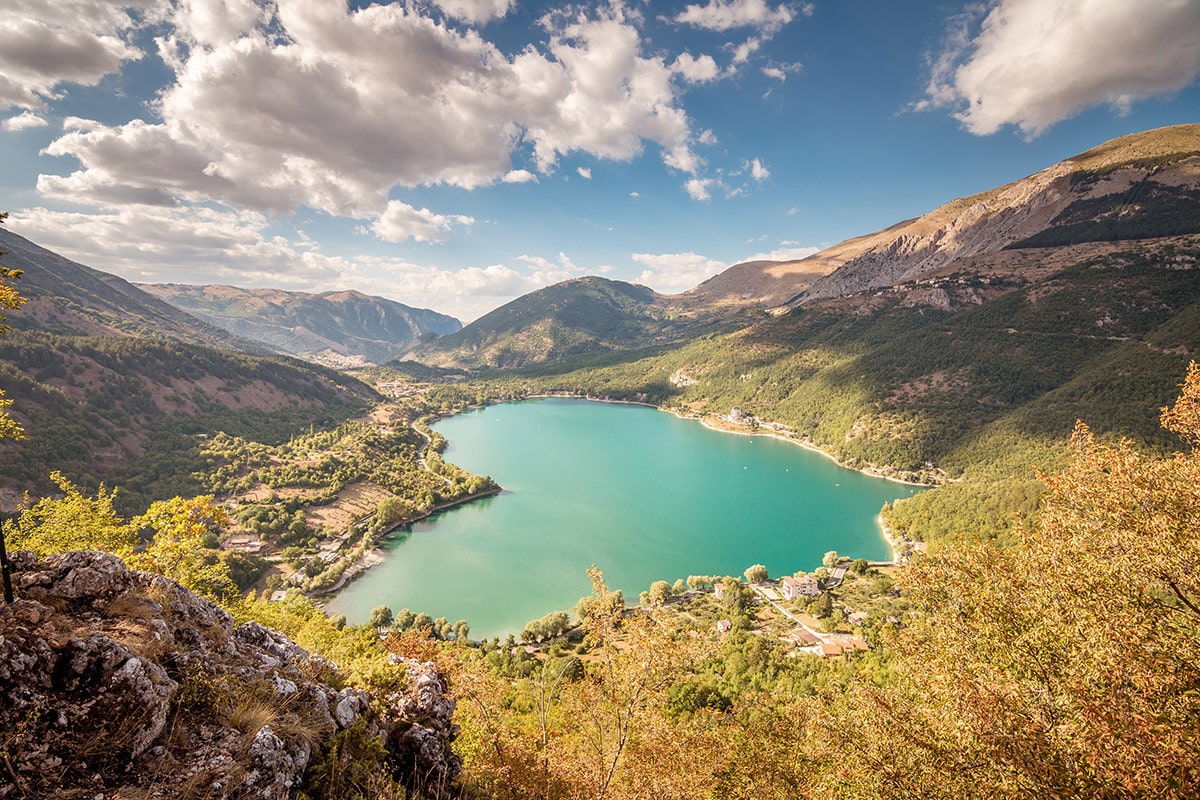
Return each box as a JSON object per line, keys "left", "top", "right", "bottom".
{"left": 325, "top": 398, "right": 923, "bottom": 639}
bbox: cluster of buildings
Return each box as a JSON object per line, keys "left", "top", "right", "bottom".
{"left": 713, "top": 572, "right": 871, "bottom": 658}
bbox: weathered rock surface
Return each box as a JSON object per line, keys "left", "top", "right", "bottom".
{"left": 0, "top": 550, "right": 459, "bottom": 799}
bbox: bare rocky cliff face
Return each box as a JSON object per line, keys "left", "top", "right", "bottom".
{"left": 0, "top": 550, "right": 459, "bottom": 799}
{"left": 787, "top": 162, "right": 1076, "bottom": 304}
{"left": 788, "top": 127, "right": 1200, "bottom": 307}
{"left": 671, "top": 125, "right": 1200, "bottom": 315}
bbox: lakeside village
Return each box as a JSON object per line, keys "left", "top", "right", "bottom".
{"left": 328, "top": 553, "right": 909, "bottom": 667}
{"left": 210, "top": 389, "right": 920, "bottom": 661}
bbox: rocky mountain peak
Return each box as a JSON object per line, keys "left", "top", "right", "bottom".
{"left": 787, "top": 125, "right": 1200, "bottom": 306}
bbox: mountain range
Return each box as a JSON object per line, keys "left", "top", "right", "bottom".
{"left": 415, "top": 123, "right": 1199, "bottom": 370}
{"left": 139, "top": 283, "right": 461, "bottom": 367}
{"left": 1, "top": 123, "right": 1197, "bottom": 518}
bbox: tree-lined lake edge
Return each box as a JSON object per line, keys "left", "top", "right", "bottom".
{"left": 324, "top": 397, "right": 926, "bottom": 639}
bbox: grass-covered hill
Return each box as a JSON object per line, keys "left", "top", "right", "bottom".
{"left": 0, "top": 230, "right": 378, "bottom": 513}
{"left": 140, "top": 283, "right": 462, "bottom": 367}
{"left": 0, "top": 331, "right": 376, "bottom": 512}
{"left": 411, "top": 275, "right": 743, "bottom": 370}
{"left": 0, "top": 229, "right": 265, "bottom": 352}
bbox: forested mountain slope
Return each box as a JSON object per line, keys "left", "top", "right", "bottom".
{"left": 411, "top": 276, "right": 741, "bottom": 370}
{"left": 0, "top": 331, "right": 376, "bottom": 512}
{"left": 0, "top": 230, "right": 377, "bottom": 512}
{"left": 141, "top": 283, "right": 461, "bottom": 367}
{"left": 0, "top": 229, "right": 264, "bottom": 352}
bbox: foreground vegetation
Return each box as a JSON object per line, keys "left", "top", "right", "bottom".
{"left": 7, "top": 362, "right": 1199, "bottom": 798}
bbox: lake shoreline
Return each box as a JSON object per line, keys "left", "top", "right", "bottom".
{"left": 525, "top": 392, "right": 935, "bottom": 488}
{"left": 312, "top": 485, "right": 503, "bottom": 599}
{"left": 325, "top": 395, "right": 914, "bottom": 633}
{"left": 466, "top": 392, "right": 928, "bottom": 563}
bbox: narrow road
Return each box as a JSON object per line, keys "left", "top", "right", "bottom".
{"left": 749, "top": 583, "right": 828, "bottom": 642}
{"left": 412, "top": 424, "right": 452, "bottom": 487}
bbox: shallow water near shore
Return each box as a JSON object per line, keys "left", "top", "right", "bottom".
{"left": 325, "top": 398, "right": 923, "bottom": 639}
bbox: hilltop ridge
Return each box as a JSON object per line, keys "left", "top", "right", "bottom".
{"left": 410, "top": 275, "right": 743, "bottom": 370}
{"left": 0, "top": 229, "right": 264, "bottom": 353}
{"left": 140, "top": 283, "right": 462, "bottom": 367}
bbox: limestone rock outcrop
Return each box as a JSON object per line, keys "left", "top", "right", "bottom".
{"left": 0, "top": 550, "right": 459, "bottom": 799}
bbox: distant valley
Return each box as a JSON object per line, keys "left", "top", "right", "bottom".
{"left": 3, "top": 123, "right": 1199, "bottom": 800}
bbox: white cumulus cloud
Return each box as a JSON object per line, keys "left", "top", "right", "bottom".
{"left": 672, "top": 52, "right": 720, "bottom": 83}
{"left": 762, "top": 61, "right": 802, "bottom": 81}
{"left": 3, "top": 110, "right": 49, "bottom": 131}
{"left": 502, "top": 169, "right": 538, "bottom": 183}
{"left": 577, "top": 166, "right": 592, "bottom": 179}
{"left": 675, "top": 0, "right": 797, "bottom": 34}
{"left": 731, "top": 36, "right": 762, "bottom": 64}
{"left": 370, "top": 200, "right": 475, "bottom": 244}
{"left": 35, "top": 0, "right": 702, "bottom": 223}
{"left": 750, "top": 157, "right": 770, "bottom": 181}
{"left": 0, "top": 0, "right": 156, "bottom": 110}
{"left": 8, "top": 204, "right": 340, "bottom": 286}
{"left": 685, "top": 177, "right": 714, "bottom": 200}
{"left": 171, "top": 0, "right": 270, "bottom": 48}
{"left": 921, "top": 0, "right": 1200, "bottom": 136}
{"left": 6, "top": 204, "right": 586, "bottom": 323}
{"left": 632, "top": 251, "right": 729, "bottom": 293}
{"left": 743, "top": 244, "right": 819, "bottom": 262}
{"left": 432, "top": 0, "right": 515, "bottom": 24}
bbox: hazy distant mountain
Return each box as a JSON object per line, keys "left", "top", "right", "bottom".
{"left": 411, "top": 276, "right": 737, "bottom": 370}
{"left": 0, "top": 229, "right": 263, "bottom": 353}
{"left": 139, "top": 283, "right": 461, "bottom": 367}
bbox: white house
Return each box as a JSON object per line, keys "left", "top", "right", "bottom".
{"left": 780, "top": 575, "right": 821, "bottom": 599}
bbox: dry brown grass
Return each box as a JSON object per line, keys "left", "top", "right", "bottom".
{"left": 104, "top": 618, "right": 171, "bottom": 661}
{"left": 102, "top": 589, "right": 161, "bottom": 620}
{"left": 221, "top": 681, "right": 334, "bottom": 755}
{"left": 1070, "top": 123, "right": 1200, "bottom": 170}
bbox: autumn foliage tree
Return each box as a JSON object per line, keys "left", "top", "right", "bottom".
{"left": 454, "top": 567, "right": 723, "bottom": 800}
{"left": 0, "top": 211, "right": 27, "bottom": 441}
{"left": 814, "top": 361, "right": 1200, "bottom": 798}
{"left": 128, "top": 494, "right": 237, "bottom": 600}
{"left": 5, "top": 471, "right": 135, "bottom": 557}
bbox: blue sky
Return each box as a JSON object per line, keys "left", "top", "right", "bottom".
{"left": 2, "top": 0, "right": 1198, "bottom": 322}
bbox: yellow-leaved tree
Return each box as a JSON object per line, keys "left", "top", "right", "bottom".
{"left": 454, "top": 567, "right": 724, "bottom": 800}
{"left": 4, "top": 475, "right": 241, "bottom": 605}
{"left": 0, "top": 210, "right": 28, "bottom": 441}
{"left": 813, "top": 361, "right": 1200, "bottom": 799}
{"left": 4, "top": 471, "right": 135, "bottom": 557}
{"left": 129, "top": 494, "right": 237, "bottom": 601}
